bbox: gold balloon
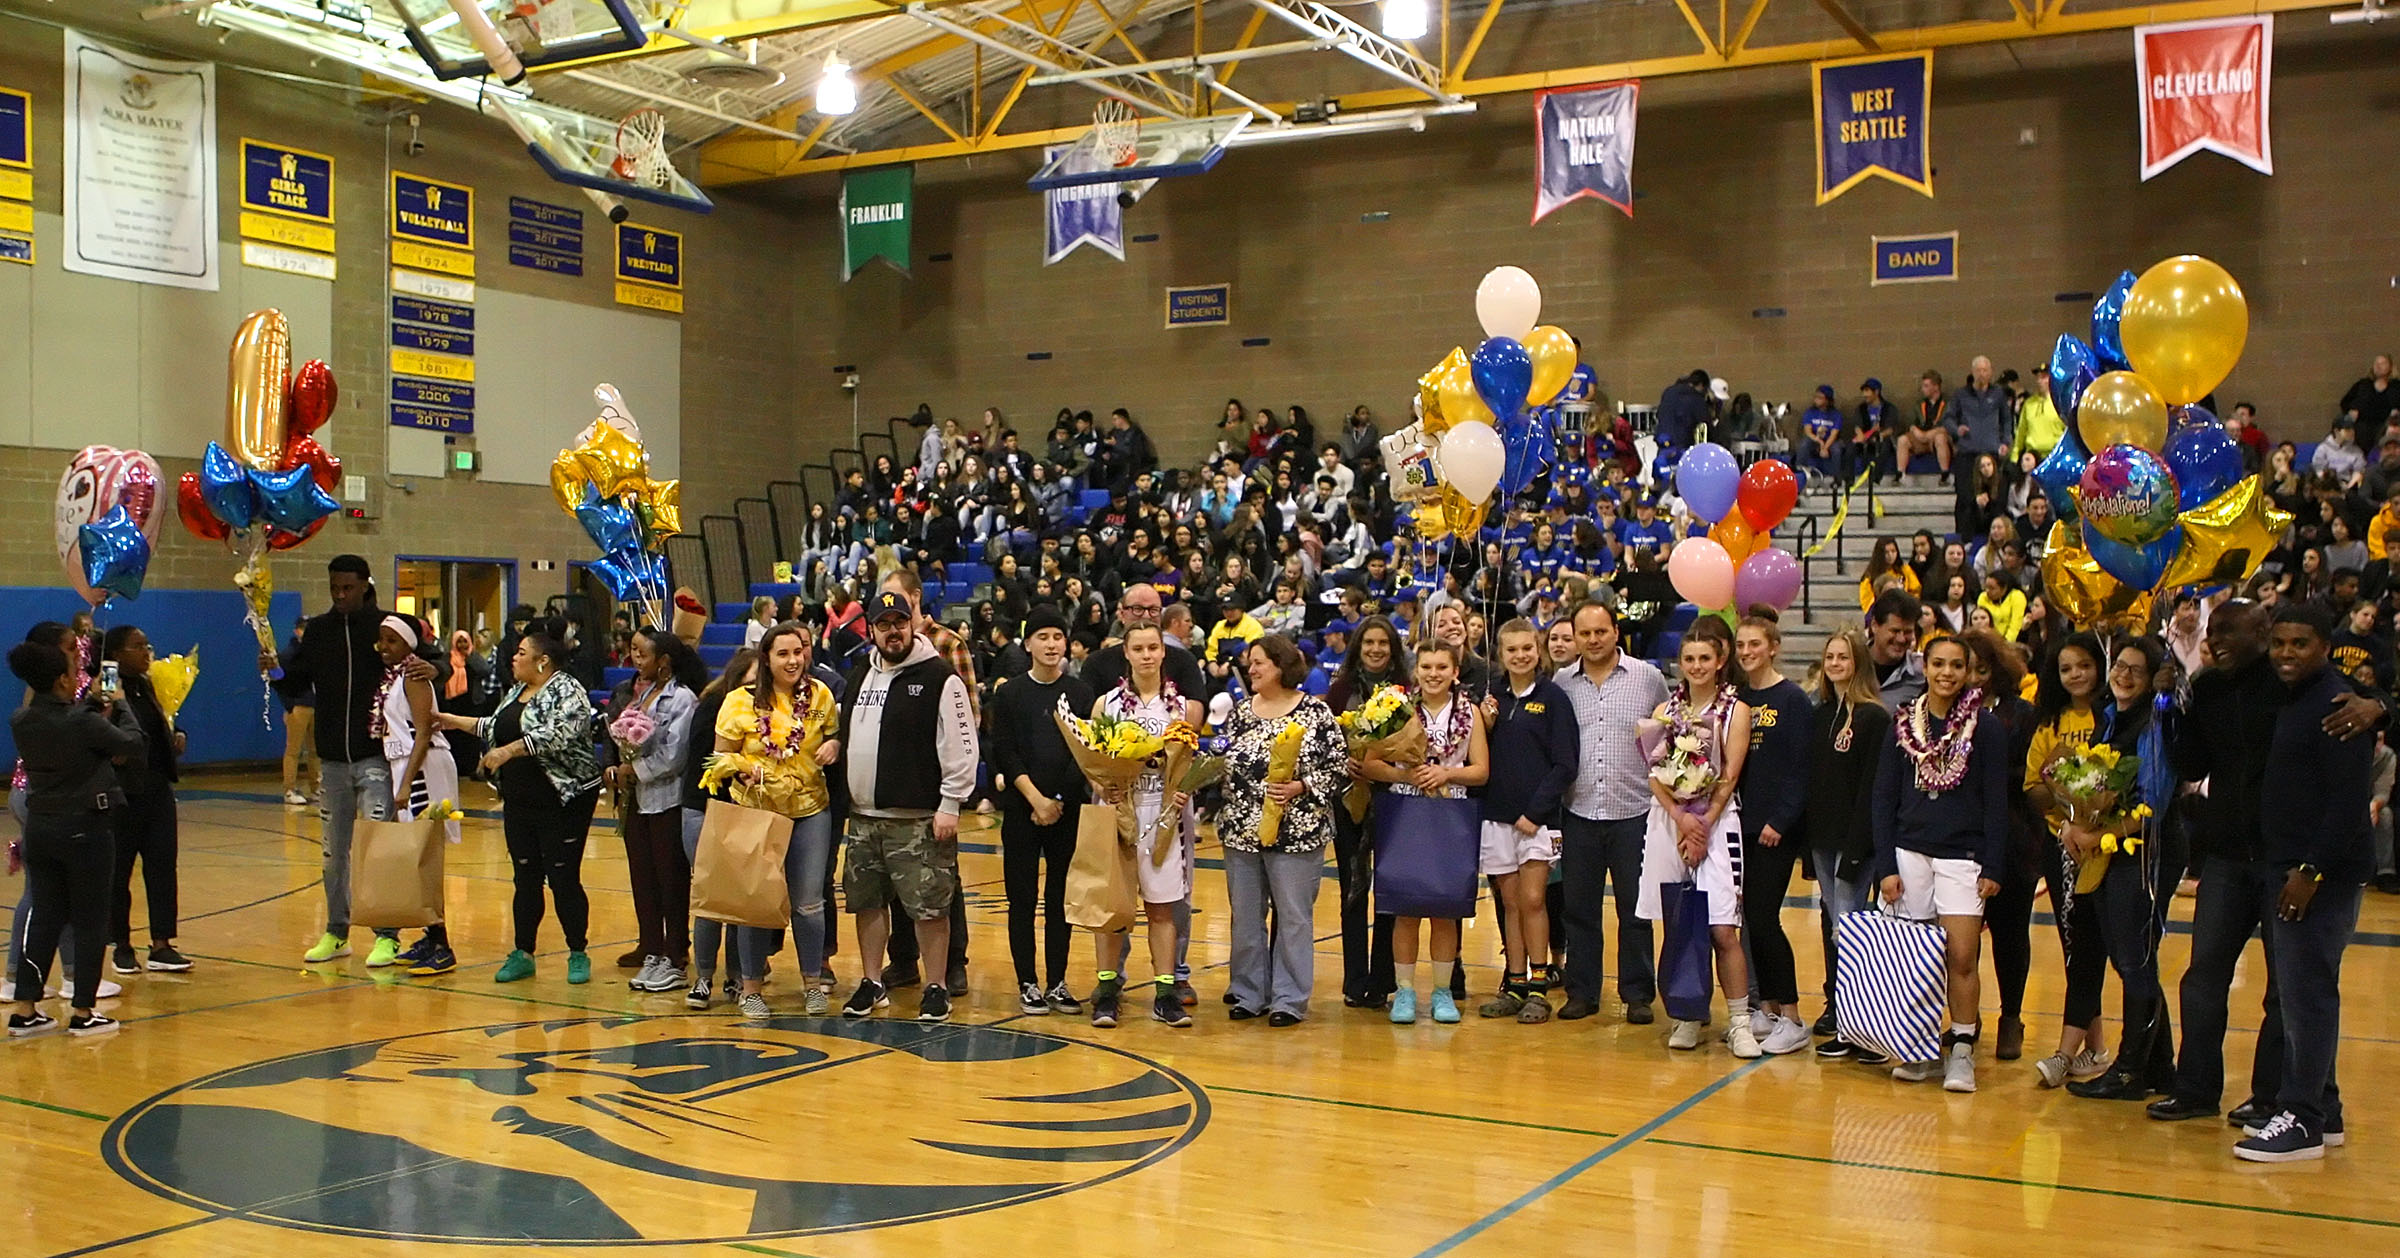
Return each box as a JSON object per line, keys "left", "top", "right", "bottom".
{"left": 1417, "top": 349, "right": 1465, "bottom": 438}
{"left": 2119, "top": 255, "right": 2248, "bottom": 408}
{"left": 576, "top": 426, "right": 651, "bottom": 501}
{"left": 2155, "top": 476, "right": 2292, "bottom": 591}
{"left": 2040, "top": 521, "right": 2155, "bottom": 629}
{"left": 642, "top": 478, "right": 682, "bottom": 544}
{"left": 1522, "top": 325, "right": 1578, "bottom": 408}
{"left": 550, "top": 449, "right": 590, "bottom": 514}
{"left": 227, "top": 309, "right": 291, "bottom": 471}
{"left": 2076, "top": 370, "right": 2168, "bottom": 453}
{"left": 1433, "top": 351, "right": 1492, "bottom": 434}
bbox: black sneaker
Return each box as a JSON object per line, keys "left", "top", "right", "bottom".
{"left": 1812, "top": 1008, "right": 1839, "bottom": 1037}
{"left": 7, "top": 1011, "right": 57, "bottom": 1037}
{"left": 1851, "top": 1045, "right": 1891, "bottom": 1066}
{"left": 394, "top": 937, "right": 435, "bottom": 969}
{"left": 1046, "top": 982, "right": 1082, "bottom": 1015}
{"left": 685, "top": 978, "right": 712, "bottom": 1010}
{"left": 1091, "top": 979, "right": 1122, "bottom": 1028}
{"left": 111, "top": 944, "right": 140, "bottom": 975}
{"left": 918, "top": 984, "right": 951, "bottom": 1023}
{"left": 2233, "top": 1111, "right": 2324, "bottom": 1163}
{"left": 1019, "top": 982, "right": 1050, "bottom": 1015}
{"left": 68, "top": 1013, "right": 119, "bottom": 1037}
{"left": 1816, "top": 1038, "right": 1856, "bottom": 1060}
{"left": 842, "top": 979, "right": 890, "bottom": 1018}
{"left": 1151, "top": 982, "right": 1192, "bottom": 1028}
{"left": 146, "top": 944, "right": 193, "bottom": 973}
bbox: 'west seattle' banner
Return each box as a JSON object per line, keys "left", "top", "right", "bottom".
{"left": 1532, "top": 80, "right": 1637, "bottom": 222}
{"left": 1042, "top": 145, "right": 1123, "bottom": 265}
{"left": 841, "top": 165, "right": 912, "bottom": 279}
{"left": 2134, "top": 16, "right": 2272, "bottom": 181}
{"left": 1813, "top": 51, "right": 1932, "bottom": 204}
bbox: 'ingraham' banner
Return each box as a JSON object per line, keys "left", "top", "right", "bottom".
{"left": 1042, "top": 145, "right": 1123, "bottom": 265}
{"left": 1532, "top": 80, "right": 1637, "bottom": 222}
{"left": 2134, "top": 16, "right": 2272, "bottom": 181}
{"left": 1812, "top": 51, "right": 1932, "bottom": 204}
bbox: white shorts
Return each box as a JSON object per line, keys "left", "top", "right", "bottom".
{"left": 1894, "top": 850, "right": 1985, "bottom": 919}
{"left": 1636, "top": 802, "right": 1743, "bottom": 927}
{"left": 1130, "top": 790, "right": 1195, "bottom": 905}
{"left": 1478, "top": 820, "right": 1560, "bottom": 876}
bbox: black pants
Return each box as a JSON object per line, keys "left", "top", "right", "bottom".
{"left": 109, "top": 787, "right": 178, "bottom": 946}
{"left": 1333, "top": 804, "right": 1393, "bottom": 1001}
{"left": 2044, "top": 835, "right": 2109, "bottom": 1027}
{"left": 503, "top": 786, "right": 597, "bottom": 954}
{"left": 1560, "top": 813, "right": 1653, "bottom": 1006}
{"left": 2173, "top": 856, "right": 2330, "bottom": 1109}
{"left": 1740, "top": 826, "right": 1803, "bottom": 1004}
{"left": 1984, "top": 858, "right": 2037, "bottom": 1021}
{"left": 622, "top": 808, "right": 690, "bottom": 963}
{"left": 1001, "top": 805, "right": 1074, "bottom": 988}
{"left": 16, "top": 812, "right": 112, "bottom": 1008}
{"left": 2264, "top": 879, "right": 2360, "bottom": 1130}
{"left": 2093, "top": 842, "right": 2174, "bottom": 1086}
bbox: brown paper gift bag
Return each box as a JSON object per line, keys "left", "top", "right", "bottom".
{"left": 690, "top": 799, "right": 794, "bottom": 929}
{"left": 1065, "top": 803, "right": 1138, "bottom": 933}
{"left": 350, "top": 817, "right": 445, "bottom": 929}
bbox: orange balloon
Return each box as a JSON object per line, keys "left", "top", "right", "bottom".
{"left": 1710, "top": 514, "right": 1764, "bottom": 562}
{"left": 1522, "top": 325, "right": 1578, "bottom": 408}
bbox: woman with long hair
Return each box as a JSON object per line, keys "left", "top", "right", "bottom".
{"left": 372, "top": 616, "right": 460, "bottom": 976}
{"left": 1805, "top": 627, "right": 1890, "bottom": 1061}
{"left": 1858, "top": 536, "right": 1920, "bottom": 610}
{"left": 1329, "top": 615, "right": 1407, "bottom": 1008}
{"left": 1219, "top": 635, "right": 1349, "bottom": 1025}
{"left": 709, "top": 623, "right": 842, "bottom": 1017}
{"left": 605, "top": 627, "right": 706, "bottom": 994}
{"left": 1933, "top": 573, "right": 1971, "bottom": 634}
{"left": 1957, "top": 628, "right": 2042, "bottom": 1064}
{"left": 95, "top": 625, "right": 187, "bottom": 979}
{"left": 1635, "top": 618, "right": 1755, "bottom": 1055}
{"left": 1477, "top": 620, "right": 1578, "bottom": 1022}
{"left": 1734, "top": 610, "right": 1816, "bottom": 1054}
{"left": 1357, "top": 643, "right": 1490, "bottom": 1026}
{"left": 2023, "top": 633, "right": 2113, "bottom": 1087}
{"left": 1084, "top": 623, "right": 1202, "bottom": 1030}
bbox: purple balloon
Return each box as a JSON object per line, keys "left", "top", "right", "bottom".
{"left": 1674, "top": 442, "right": 1741, "bottom": 524}
{"left": 1733, "top": 547, "right": 1803, "bottom": 612}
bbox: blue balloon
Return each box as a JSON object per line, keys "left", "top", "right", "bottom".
{"left": 2162, "top": 417, "right": 2243, "bottom": 511}
{"left": 2091, "top": 269, "right": 2137, "bottom": 373}
{"left": 1674, "top": 442, "right": 1741, "bottom": 524}
{"left": 78, "top": 506, "right": 150, "bottom": 602}
{"left": 199, "top": 441, "right": 261, "bottom": 530}
{"left": 1469, "top": 336, "right": 1533, "bottom": 423}
{"left": 575, "top": 486, "right": 642, "bottom": 556}
{"left": 249, "top": 464, "right": 341, "bottom": 534}
{"left": 2032, "top": 430, "right": 2090, "bottom": 524}
{"left": 1498, "top": 409, "right": 1555, "bottom": 497}
{"left": 2085, "top": 522, "right": 2181, "bottom": 590}
{"left": 2049, "top": 334, "right": 2099, "bottom": 423}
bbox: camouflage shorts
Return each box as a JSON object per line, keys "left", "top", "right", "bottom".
{"left": 844, "top": 814, "right": 958, "bottom": 921}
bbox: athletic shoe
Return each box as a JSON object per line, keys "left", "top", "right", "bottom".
{"left": 566, "top": 952, "right": 591, "bottom": 985}
{"left": 1174, "top": 979, "right": 1198, "bottom": 1008}
{"left": 2034, "top": 1053, "right": 2071, "bottom": 1089}
{"left": 365, "top": 937, "right": 401, "bottom": 969}
{"left": 1850, "top": 1045, "right": 1890, "bottom": 1067}
{"left": 407, "top": 947, "right": 458, "bottom": 976}
{"left": 1479, "top": 989, "right": 1526, "bottom": 1019}
{"left": 1761, "top": 1016, "right": 1812, "bottom": 1056}
{"left": 494, "top": 951, "right": 535, "bottom": 983}
{"left": 737, "top": 992, "right": 771, "bottom": 1019}
{"left": 2233, "top": 1111, "right": 2325, "bottom": 1163}
{"left": 1812, "top": 1008, "right": 1839, "bottom": 1037}
{"left": 1816, "top": 1038, "right": 1856, "bottom": 1060}
{"left": 303, "top": 932, "right": 350, "bottom": 963}
{"left": 628, "top": 956, "right": 668, "bottom": 991}
{"left": 1517, "top": 993, "right": 1552, "bottom": 1024}
{"left": 1943, "top": 1040, "right": 1978, "bottom": 1093}
{"left": 1667, "top": 1019, "right": 1705, "bottom": 1051}
{"left": 283, "top": 790, "right": 309, "bottom": 807}
{"left": 685, "top": 978, "right": 712, "bottom": 1010}
{"left": 67, "top": 1013, "right": 119, "bottom": 1037}
{"left": 1625, "top": 1001, "right": 1656, "bottom": 1025}
{"left": 1019, "top": 982, "right": 1050, "bottom": 1015}
{"left": 2066, "top": 1047, "right": 2112, "bottom": 1081}
{"left": 1150, "top": 982, "right": 1190, "bottom": 1028}
{"left": 44, "top": 976, "right": 123, "bottom": 1000}
{"left": 920, "top": 984, "right": 952, "bottom": 1023}
{"left": 1430, "top": 990, "right": 1461, "bottom": 1025}
{"left": 111, "top": 944, "right": 140, "bottom": 975}
{"left": 803, "top": 986, "right": 831, "bottom": 1016}
{"left": 394, "top": 937, "right": 435, "bottom": 969}
{"left": 1388, "top": 989, "right": 1418, "bottom": 1025}
{"left": 1891, "top": 1060, "right": 1937, "bottom": 1083}
{"left": 1091, "top": 979, "right": 1121, "bottom": 1028}
{"left": 1749, "top": 1008, "right": 1771, "bottom": 1039}
{"left": 842, "top": 979, "right": 889, "bottom": 1018}
{"left": 1047, "top": 982, "right": 1083, "bottom": 1015}
{"left": 142, "top": 944, "right": 193, "bottom": 971}
{"left": 2242, "top": 1114, "right": 2345, "bottom": 1147}
{"left": 1726, "top": 1019, "right": 1763, "bottom": 1059}
{"left": 7, "top": 1012, "right": 57, "bottom": 1038}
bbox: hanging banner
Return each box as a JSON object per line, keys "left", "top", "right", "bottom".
{"left": 1042, "top": 145, "right": 1123, "bottom": 265}
{"left": 841, "top": 165, "right": 912, "bottom": 278}
{"left": 508, "top": 195, "right": 584, "bottom": 275}
{"left": 1812, "top": 51, "right": 1933, "bottom": 204}
{"left": 615, "top": 221, "right": 683, "bottom": 314}
{"left": 1532, "top": 81, "right": 1638, "bottom": 222}
{"left": 1164, "top": 283, "right": 1229, "bottom": 329}
{"left": 62, "top": 30, "right": 218, "bottom": 290}
{"left": 0, "top": 85, "right": 30, "bottom": 204}
{"left": 2134, "top": 16, "right": 2272, "bottom": 181}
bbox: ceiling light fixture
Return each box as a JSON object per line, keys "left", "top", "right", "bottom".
{"left": 1381, "top": 0, "right": 1428, "bottom": 41}
{"left": 816, "top": 51, "right": 856, "bottom": 115}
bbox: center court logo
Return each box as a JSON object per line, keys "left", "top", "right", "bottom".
{"left": 106, "top": 1016, "right": 1209, "bottom": 1245}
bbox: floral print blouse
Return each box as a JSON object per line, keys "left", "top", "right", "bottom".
{"left": 1217, "top": 695, "right": 1349, "bottom": 855}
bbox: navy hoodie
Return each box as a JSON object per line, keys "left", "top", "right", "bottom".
{"left": 1870, "top": 705, "right": 2008, "bottom": 884}
{"left": 1482, "top": 675, "right": 1580, "bottom": 828}
{"left": 1736, "top": 678, "right": 1812, "bottom": 840}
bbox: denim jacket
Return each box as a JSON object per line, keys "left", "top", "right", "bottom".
{"left": 604, "top": 679, "right": 696, "bottom": 816}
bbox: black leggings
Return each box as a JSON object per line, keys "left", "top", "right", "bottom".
{"left": 1984, "top": 857, "right": 2038, "bottom": 1021}
{"left": 16, "top": 813, "right": 112, "bottom": 1008}
{"left": 503, "top": 786, "right": 597, "bottom": 955}
{"left": 1332, "top": 805, "right": 1393, "bottom": 1001}
{"left": 110, "top": 787, "right": 178, "bottom": 945}
{"left": 1741, "top": 827, "right": 1803, "bottom": 1005}
{"left": 1001, "top": 805, "right": 1075, "bottom": 988}
{"left": 2044, "top": 832, "right": 2109, "bottom": 1027}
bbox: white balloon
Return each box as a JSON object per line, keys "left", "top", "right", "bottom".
{"left": 1475, "top": 266, "right": 1542, "bottom": 341}
{"left": 1434, "top": 420, "right": 1505, "bottom": 505}
{"left": 580, "top": 383, "right": 643, "bottom": 448}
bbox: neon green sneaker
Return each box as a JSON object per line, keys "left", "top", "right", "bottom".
{"left": 364, "top": 936, "right": 401, "bottom": 968}
{"left": 303, "top": 932, "right": 349, "bottom": 963}
{"left": 495, "top": 951, "right": 535, "bottom": 983}
{"left": 566, "top": 951, "right": 591, "bottom": 985}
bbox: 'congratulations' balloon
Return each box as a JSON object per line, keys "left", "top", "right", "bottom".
{"left": 2078, "top": 443, "right": 2180, "bottom": 547}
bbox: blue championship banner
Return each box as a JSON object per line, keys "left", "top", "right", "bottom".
{"left": 240, "top": 139, "right": 332, "bottom": 222}
{"left": 615, "top": 222, "right": 681, "bottom": 288}
{"left": 1870, "top": 231, "right": 1957, "bottom": 286}
{"left": 0, "top": 85, "right": 31, "bottom": 171}
{"left": 392, "top": 295, "right": 473, "bottom": 330}
{"left": 1532, "top": 80, "right": 1638, "bottom": 222}
{"left": 389, "top": 402, "right": 474, "bottom": 433}
{"left": 391, "top": 322, "right": 474, "bottom": 356}
{"left": 508, "top": 196, "right": 583, "bottom": 274}
{"left": 392, "top": 171, "right": 473, "bottom": 249}
{"left": 391, "top": 377, "right": 474, "bottom": 411}
{"left": 1814, "top": 52, "right": 1933, "bottom": 204}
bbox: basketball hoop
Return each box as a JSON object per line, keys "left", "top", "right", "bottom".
{"left": 507, "top": 0, "right": 577, "bottom": 50}
{"left": 1092, "top": 100, "right": 1140, "bottom": 169}
{"left": 609, "top": 107, "right": 671, "bottom": 188}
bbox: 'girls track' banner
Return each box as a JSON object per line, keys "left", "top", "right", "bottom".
{"left": 1532, "top": 81, "right": 1637, "bottom": 222}
{"left": 2134, "top": 16, "right": 2272, "bottom": 181}
{"left": 1812, "top": 51, "right": 1931, "bottom": 204}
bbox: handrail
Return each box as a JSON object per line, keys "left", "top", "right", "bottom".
{"left": 1793, "top": 513, "right": 1819, "bottom": 623}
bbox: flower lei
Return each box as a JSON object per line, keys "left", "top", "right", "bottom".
{"left": 1106, "top": 677, "right": 1182, "bottom": 727}
{"left": 1657, "top": 681, "right": 1735, "bottom": 758}
{"left": 1420, "top": 691, "right": 1474, "bottom": 765}
{"left": 1895, "top": 685, "right": 1985, "bottom": 795}
{"left": 758, "top": 683, "right": 816, "bottom": 760}
{"left": 368, "top": 664, "right": 402, "bottom": 740}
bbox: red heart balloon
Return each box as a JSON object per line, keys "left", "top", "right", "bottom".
{"left": 281, "top": 434, "right": 342, "bottom": 492}
{"left": 176, "top": 470, "right": 231, "bottom": 542}
{"left": 1736, "top": 459, "right": 1799, "bottom": 533}
{"left": 287, "top": 359, "right": 338, "bottom": 440}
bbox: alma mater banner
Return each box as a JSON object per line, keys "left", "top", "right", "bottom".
{"left": 2134, "top": 16, "right": 2272, "bottom": 181}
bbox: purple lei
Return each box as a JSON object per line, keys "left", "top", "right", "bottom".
{"left": 368, "top": 664, "right": 401, "bottom": 740}
{"left": 1896, "top": 685, "right": 1985, "bottom": 795}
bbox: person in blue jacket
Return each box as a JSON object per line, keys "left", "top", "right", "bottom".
{"left": 1475, "top": 619, "right": 1580, "bottom": 1023}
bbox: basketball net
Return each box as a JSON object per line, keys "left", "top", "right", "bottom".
{"left": 610, "top": 108, "right": 671, "bottom": 188}
{"left": 1092, "top": 100, "right": 1140, "bottom": 169}
{"left": 508, "top": 0, "right": 577, "bottom": 50}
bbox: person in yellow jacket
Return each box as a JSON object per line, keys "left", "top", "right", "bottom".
{"left": 2011, "top": 366, "right": 2066, "bottom": 462}
{"left": 1857, "top": 536, "right": 1922, "bottom": 612}
{"left": 1977, "top": 571, "right": 2028, "bottom": 643}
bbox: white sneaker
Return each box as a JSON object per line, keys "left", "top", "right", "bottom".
{"left": 282, "top": 790, "right": 309, "bottom": 807}
{"left": 1749, "top": 1008, "right": 1771, "bottom": 1039}
{"left": 2035, "top": 1053, "right": 2070, "bottom": 1089}
{"left": 1943, "top": 1041, "right": 1978, "bottom": 1093}
{"left": 1892, "top": 1060, "right": 1938, "bottom": 1083}
{"left": 1761, "top": 1016, "right": 1813, "bottom": 1056}
{"left": 737, "top": 992, "right": 770, "bottom": 1019}
{"left": 1726, "top": 1019, "right": 1763, "bottom": 1059}
{"left": 1667, "top": 1019, "right": 1705, "bottom": 1050}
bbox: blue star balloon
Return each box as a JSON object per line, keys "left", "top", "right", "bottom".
{"left": 2031, "top": 430, "right": 2090, "bottom": 526}
{"left": 2048, "top": 334, "right": 2098, "bottom": 428}
{"left": 79, "top": 506, "right": 151, "bottom": 601}
{"left": 200, "top": 441, "right": 262, "bottom": 530}
{"left": 2091, "top": 269, "right": 2137, "bottom": 373}
{"left": 248, "top": 464, "right": 341, "bottom": 534}
{"left": 575, "top": 485, "right": 642, "bottom": 556}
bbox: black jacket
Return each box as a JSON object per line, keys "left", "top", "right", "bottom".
{"left": 274, "top": 600, "right": 450, "bottom": 764}
{"left": 1482, "top": 677, "right": 1579, "bottom": 828}
{"left": 2262, "top": 665, "right": 2375, "bottom": 882}
{"left": 13, "top": 692, "right": 143, "bottom": 816}
{"left": 1802, "top": 698, "right": 1889, "bottom": 880}
{"left": 988, "top": 670, "right": 1096, "bottom": 809}
{"left": 114, "top": 671, "right": 179, "bottom": 796}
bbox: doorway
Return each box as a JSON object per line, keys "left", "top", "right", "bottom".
{"left": 393, "top": 556, "right": 516, "bottom": 655}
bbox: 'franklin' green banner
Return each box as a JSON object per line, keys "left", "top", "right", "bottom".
{"left": 841, "top": 166, "right": 912, "bottom": 279}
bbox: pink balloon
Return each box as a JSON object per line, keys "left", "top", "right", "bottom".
{"left": 54, "top": 445, "right": 164, "bottom": 604}
{"left": 1666, "top": 538, "right": 1736, "bottom": 609}
{"left": 1734, "top": 548, "right": 1804, "bottom": 612}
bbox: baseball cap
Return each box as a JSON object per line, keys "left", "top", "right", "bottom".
{"left": 1323, "top": 618, "right": 1354, "bottom": 639}
{"left": 866, "top": 591, "right": 913, "bottom": 623}
{"left": 1860, "top": 377, "right": 1883, "bottom": 392}
{"left": 1709, "top": 377, "right": 1730, "bottom": 401}
{"left": 1535, "top": 586, "right": 1560, "bottom": 601}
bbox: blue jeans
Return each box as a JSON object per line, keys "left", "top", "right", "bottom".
{"left": 1812, "top": 848, "right": 1872, "bottom": 1009}
{"left": 2266, "top": 880, "right": 2361, "bottom": 1130}
{"left": 682, "top": 807, "right": 726, "bottom": 983}
{"left": 321, "top": 759, "right": 395, "bottom": 937}
{"left": 738, "top": 810, "right": 835, "bottom": 983}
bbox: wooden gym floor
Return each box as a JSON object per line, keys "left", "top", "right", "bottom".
{"left": 4, "top": 775, "right": 2394, "bottom": 1257}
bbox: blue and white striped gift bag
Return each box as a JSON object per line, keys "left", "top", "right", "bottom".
{"left": 1833, "top": 910, "right": 1949, "bottom": 1064}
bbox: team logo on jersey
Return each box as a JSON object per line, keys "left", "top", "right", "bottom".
{"left": 107, "top": 1016, "right": 1208, "bottom": 1245}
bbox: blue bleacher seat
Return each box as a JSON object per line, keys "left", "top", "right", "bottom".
{"left": 1651, "top": 631, "right": 1685, "bottom": 662}
{"left": 951, "top": 562, "right": 992, "bottom": 586}
{"left": 1301, "top": 666, "right": 1330, "bottom": 696}
{"left": 713, "top": 603, "right": 751, "bottom": 624}
{"left": 602, "top": 667, "right": 635, "bottom": 689}
{"left": 1663, "top": 603, "right": 1699, "bottom": 632}
{"left": 2294, "top": 440, "right": 2318, "bottom": 470}
{"left": 748, "top": 582, "right": 807, "bottom": 601}
{"left": 700, "top": 622, "right": 745, "bottom": 647}
{"left": 1080, "top": 489, "right": 1112, "bottom": 511}
{"left": 698, "top": 643, "right": 735, "bottom": 670}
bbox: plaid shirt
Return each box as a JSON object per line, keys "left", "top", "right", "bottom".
{"left": 926, "top": 621, "right": 980, "bottom": 725}
{"left": 1557, "top": 652, "right": 1669, "bottom": 822}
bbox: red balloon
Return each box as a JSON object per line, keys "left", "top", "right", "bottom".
{"left": 287, "top": 359, "right": 338, "bottom": 440}
{"left": 265, "top": 516, "right": 326, "bottom": 550}
{"left": 175, "top": 470, "right": 231, "bottom": 542}
{"left": 1736, "top": 459, "right": 1799, "bottom": 532}
{"left": 282, "top": 434, "right": 342, "bottom": 492}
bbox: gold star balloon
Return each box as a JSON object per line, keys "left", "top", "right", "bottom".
{"left": 2155, "top": 476, "right": 2291, "bottom": 591}
{"left": 1416, "top": 349, "right": 1465, "bottom": 438}
{"left": 2040, "top": 521, "right": 2154, "bottom": 629}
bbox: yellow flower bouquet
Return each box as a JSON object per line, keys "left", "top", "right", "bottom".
{"left": 2040, "top": 741, "right": 2146, "bottom": 894}
{"left": 1338, "top": 684, "right": 1424, "bottom": 822}
{"left": 1055, "top": 700, "right": 1169, "bottom": 846}
{"left": 1256, "top": 720, "right": 1307, "bottom": 847}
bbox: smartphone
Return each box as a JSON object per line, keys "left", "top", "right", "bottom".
{"left": 99, "top": 660, "right": 121, "bottom": 700}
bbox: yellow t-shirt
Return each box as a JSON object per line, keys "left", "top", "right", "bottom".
{"left": 715, "top": 681, "right": 838, "bottom": 818}
{"left": 2023, "top": 706, "right": 2097, "bottom": 831}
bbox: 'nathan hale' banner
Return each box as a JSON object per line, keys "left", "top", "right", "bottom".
{"left": 2134, "top": 16, "right": 2272, "bottom": 181}
{"left": 1042, "top": 145, "right": 1123, "bottom": 265}
{"left": 1532, "top": 81, "right": 1637, "bottom": 222}
{"left": 1812, "top": 51, "right": 1931, "bottom": 204}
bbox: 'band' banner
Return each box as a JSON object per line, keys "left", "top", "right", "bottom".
{"left": 2134, "top": 16, "right": 2272, "bottom": 181}
{"left": 840, "top": 165, "right": 912, "bottom": 279}
{"left": 1042, "top": 145, "right": 1123, "bottom": 265}
{"left": 1812, "top": 51, "right": 1932, "bottom": 204}
{"left": 1532, "top": 80, "right": 1637, "bottom": 222}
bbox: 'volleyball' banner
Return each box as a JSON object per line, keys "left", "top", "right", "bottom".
{"left": 2134, "top": 16, "right": 2272, "bottom": 181}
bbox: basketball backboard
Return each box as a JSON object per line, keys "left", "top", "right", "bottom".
{"left": 391, "top": 0, "right": 647, "bottom": 82}
{"left": 488, "top": 98, "right": 716, "bottom": 216}
{"left": 1027, "top": 113, "right": 1250, "bottom": 192}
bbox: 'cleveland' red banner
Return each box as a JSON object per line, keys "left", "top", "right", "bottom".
{"left": 2134, "top": 16, "right": 2272, "bottom": 182}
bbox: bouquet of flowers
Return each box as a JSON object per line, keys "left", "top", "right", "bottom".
{"left": 149, "top": 647, "right": 198, "bottom": 723}
{"left": 1255, "top": 721, "right": 1308, "bottom": 848}
{"left": 1056, "top": 699, "right": 1169, "bottom": 843}
{"left": 1145, "top": 721, "right": 1223, "bottom": 862}
{"left": 1338, "top": 684, "right": 1425, "bottom": 821}
{"left": 1645, "top": 726, "right": 1717, "bottom": 804}
{"left": 2040, "top": 741, "right": 2149, "bottom": 894}
{"left": 609, "top": 704, "right": 657, "bottom": 754}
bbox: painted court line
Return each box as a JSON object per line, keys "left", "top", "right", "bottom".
{"left": 0, "top": 1091, "right": 108, "bottom": 1122}
{"left": 1212, "top": 1085, "right": 1613, "bottom": 1138}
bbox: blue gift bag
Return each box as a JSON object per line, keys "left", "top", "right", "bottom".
{"left": 1656, "top": 881, "right": 1715, "bottom": 1024}
{"left": 1371, "top": 793, "right": 1481, "bottom": 918}
{"left": 1833, "top": 910, "right": 1950, "bottom": 1064}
